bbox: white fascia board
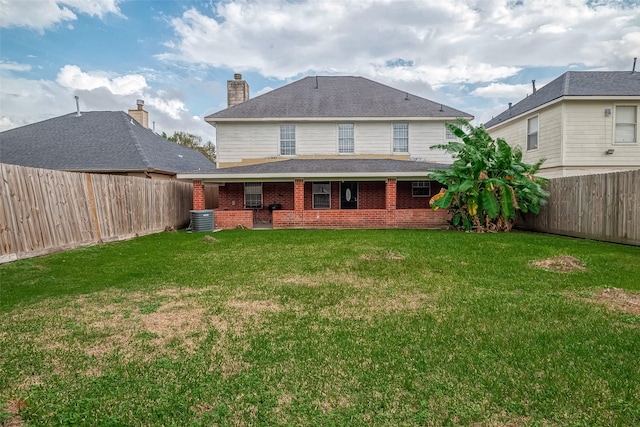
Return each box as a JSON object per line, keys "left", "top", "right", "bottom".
{"left": 486, "top": 97, "right": 564, "bottom": 130}
{"left": 177, "top": 171, "right": 434, "bottom": 182}
{"left": 206, "top": 116, "right": 472, "bottom": 125}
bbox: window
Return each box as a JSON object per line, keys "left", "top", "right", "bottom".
{"left": 412, "top": 181, "right": 431, "bottom": 197}
{"left": 280, "top": 125, "right": 296, "bottom": 155}
{"left": 244, "top": 182, "right": 262, "bottom": 208}
{"left": 615, "top": 106, "right": 637, "bottom": 143}
{"left": 312, "top": 182, "right": 331, "bottom": 209}
{"left": 527, "top": 116, "right": 538, "bottom": 150}
{"left": 338, "top": 124, "right": 354, "bottom": 153}
{"left": 445, "top": 124, "right": 459, "bottom": 141}
{"left": 393, "top": 123, "right": 409, "bottom": 153}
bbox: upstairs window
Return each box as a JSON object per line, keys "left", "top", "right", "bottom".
{"left": 393, "top": 123, "right": 409, "bottom": 153}
{"left": 280, "top": 125, "right": 296, "bottom": 156}
{"left": 527, "top": 116, "right": 539, "bottom": 151}
{"left": 338, "top": 124, "right": 354, "bottom": 153}
{"left": 312, "top": 182, "right": 331, "bottom": 209}
{"left": 615, "top": 106, "right": 637, "bottom": 143}
{"left": 445, "top": 125, "right": 460, "bottom": 141}
{"left": 244, "top": 182, "right": 262, "bottom": 208}
{"left": 412, "top": 181, "right": 431, "bottom": 197}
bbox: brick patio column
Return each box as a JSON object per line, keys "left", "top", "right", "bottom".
{"left": 386, "top": 178, "right": 397, "bottom": 210}
{"left": 294, "top": 179, "right": 304, "bottom": 226}
{"left": 193, "top": 180, "right": 205, "bottom": 210}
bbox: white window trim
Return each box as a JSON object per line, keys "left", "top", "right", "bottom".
{"left": 412, "top": 181, "right": 431, "bottom": 197}
{"left": 392, "top": 123, "right": 409, "bottom": 154}
{"left": 338, "top": 123, "right": 355, "bottom": 154}
{"left": 444, "top": 124, "right": 460, "bottom": 141}
{"left": 614, "top": 105, "right": 638, "bottom": 144}
{"left": 244, "top": 182, "right": 263, "bottom": 209}
{"left": 279, "top": 124, "right": 296, "bottom": 156}
{"left": 312, "top": 182, "right": 331, "bottom": 209}
{"left": 527, "top": 115, "right": 539, "bottom": 151}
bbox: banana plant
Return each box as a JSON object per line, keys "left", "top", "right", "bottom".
{"left": 428, "top": 119, "right": 549, "bottom": 232}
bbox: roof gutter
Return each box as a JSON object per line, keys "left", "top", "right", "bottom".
{"left": 206, "top": 115, "right": 473, "bottom": 125}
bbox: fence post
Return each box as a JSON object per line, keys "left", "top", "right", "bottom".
{"left": 0, "top": 164, "right": 20, "bottom": 261}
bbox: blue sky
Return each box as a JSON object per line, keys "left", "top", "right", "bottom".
{"left": 1, "top": 0, "right": 639, "bottom": 144}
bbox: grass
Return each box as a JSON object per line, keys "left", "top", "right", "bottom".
{"left": 1, "top": 229, "right": 639, "bottom": 426}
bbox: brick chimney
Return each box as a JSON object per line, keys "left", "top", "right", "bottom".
{"left": 128, "top": 99, "right": 148, "bottom": 128}
{"left": 227, "top": 73, "right": 249, "bottom": 107}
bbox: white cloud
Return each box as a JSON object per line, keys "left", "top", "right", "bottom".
{"left": 159, "top": 0, "right": 639, "bottom": 89}
{"left": 0, "top": 0, "right": 122, "bottom": 31}
{"left": 471, "top": 83, "right": 532, "bottom": 99}
{"left": 56, "top": 65, "right": 147, "bottom": 96}
{"left": 59, "top": 0, "right": 122, "bottom": 18}
{"left": 0, "top": 61, "right": 32, "bottom": 72}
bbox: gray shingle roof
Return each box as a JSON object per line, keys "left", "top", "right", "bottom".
{"left": 207, "top": 158, "right": 448, "bottom": 176}
{"left": 485, "top": 71, "right": 640, "bottom": 128}
{"left": 207, "top": 76, "right": 472, "bottom": 120}
{"left": 0, "top": 111, "right": 216, "bottom": 174}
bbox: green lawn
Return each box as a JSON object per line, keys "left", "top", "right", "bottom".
{"left": 1, "top": 229, "right": 639, "bottom": 426}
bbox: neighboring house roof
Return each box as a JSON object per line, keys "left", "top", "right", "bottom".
{"left": 178, "top": 158, "right": 447, "bottom": 181}
{"left": 0, "top": 111, "right": 217, "bottom": 174}
{"left": 485, "top": 71, "right": 640, "bottom": 129}
{"left": 207, "top": 76, "right": 473, "bottom": 121}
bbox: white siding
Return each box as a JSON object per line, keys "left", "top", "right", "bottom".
{"left": 409, "top": 122, "right": 454, "bottom": 164}
{"left": 216, "top": 123, "right": 280, "bottom": 164}
{"left": 489, "top": 100, "right": 640, "bottom": 174}
{"left": 563, "top": 100, "right": 640, "bottom": 167}
{"left": 216, "top": 120, "right": 454, "bottom": 164}
{"left": 488, "top": 103, "right": 563, "bottom": 168}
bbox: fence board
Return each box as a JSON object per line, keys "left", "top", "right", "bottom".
{"left": 0, "top": 164, "right": 193, "bottom": 263}
{"left": 519, "top": 169, "right": 640, "bottom": 246}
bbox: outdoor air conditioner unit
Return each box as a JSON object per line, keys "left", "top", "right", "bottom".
{"left": 190, "top": 209, "right": 214, "bottom": 232}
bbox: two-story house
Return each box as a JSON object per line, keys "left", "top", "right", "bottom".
{"left": 484, "top": 70, "right": 640, "bottom": 178}
{"left": 178, "top": 74, "right": 472, "bottom": 229}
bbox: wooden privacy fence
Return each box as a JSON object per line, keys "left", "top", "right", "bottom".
{"left": 518, "top": 169, "right": 640, "bottom": 246}
{"left": 0, "top": 163, "right": 193, "bottom": 263}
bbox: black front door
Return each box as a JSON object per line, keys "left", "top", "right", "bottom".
{"left": 340, "top": 182, "right": 358, "bottom": 209}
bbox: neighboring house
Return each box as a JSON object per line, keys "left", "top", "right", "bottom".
{"left": 178, "top": 74, "right": 473, "bottom": 229}
{"left": 0, "top": 101, "right": 217, "bottom": 179}
{"left": 484, "top": 71, "right": 640, "bottom": 178}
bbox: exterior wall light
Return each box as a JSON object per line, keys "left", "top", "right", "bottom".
{"left": 605, "top": 149, "right": 615, "bottom": 155}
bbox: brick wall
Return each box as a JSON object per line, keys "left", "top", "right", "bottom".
{"left": 273, "top": 209, "right": 449, "bottom": 229}
{"left": 396, "top": 181, "right": 444, "bottom": 209}
{"left": 214, "top": 210, "right": 253, "bottom": 229}
{"left": 193, "top": 180, "right": 205, "bottom": 210}
{"left": 358, "top": 181, "right": 386, "bottom": 209}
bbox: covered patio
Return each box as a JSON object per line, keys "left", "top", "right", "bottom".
{"left": 178, "top": 159, "right": 450, "bottom": 230}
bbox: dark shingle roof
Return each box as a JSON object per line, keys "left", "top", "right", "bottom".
{"left": 485, "top": 71, "right": 640, "bottom": 128}
{"left": 0, "top": 111, "right": 216, "bottom": 174}
{"left": 207, "top": 76, "right": 472, "bottom": 120}
{"left": 207, "top": 158, "right": 448, "bottom": 176}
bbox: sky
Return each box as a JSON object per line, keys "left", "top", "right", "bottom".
{"left": 1, "top": 0, "right": 639, "bottom": 145}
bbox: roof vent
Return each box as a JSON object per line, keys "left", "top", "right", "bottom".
{"left": 633, "top": 57, "right": 637, "bottom": 73}
{"left": 74, "top": 95, "right": 81, "bottom": 117}
{"left": 532, "top": 80, "right": 536, "bottom": 94}
{"left": 508, "top": 102, "right": 512, "bottom": 109}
